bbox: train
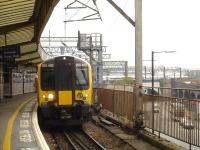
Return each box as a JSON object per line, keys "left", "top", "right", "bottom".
{"left": 37, "top": 56, "right": 93, "bottom": 125}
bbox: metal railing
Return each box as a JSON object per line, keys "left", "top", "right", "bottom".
{"left": 94, "top": 84, "right": 200, "bottom": 148}
{"left": 143, "top": 87, "right": 200, "bottom": 149}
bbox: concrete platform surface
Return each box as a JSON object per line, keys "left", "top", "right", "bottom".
{"left": 0, "top": 93, "right": 37, "bottom": 150}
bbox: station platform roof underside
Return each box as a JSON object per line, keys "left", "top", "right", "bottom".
{"left": 0, "top": 0, "right": 59, "bottom": 66}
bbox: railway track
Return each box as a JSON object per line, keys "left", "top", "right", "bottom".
{"left": 52, "top": 131, "right": 73, "bottom": 150}
{"left": 64, "top": 129, "right": 105, "bottom": 150}
{"left": 51, "top": 128, "right": 105, "bottom": 150}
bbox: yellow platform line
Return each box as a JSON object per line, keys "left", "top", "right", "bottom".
{"left": 3, "top": 97, "right": 35, "bottom": 150}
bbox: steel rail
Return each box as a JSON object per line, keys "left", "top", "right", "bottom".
{"left": 63, "top": 129, "right": 105, "bottom": 150}
{"left": 81, "top": 129, "right": 106, "bottom": 150}
{"left": 52, "top": 132, "right": 65, "bottom": 150}
{"left": 64, "top": 131, "right": 88, "bottom": 150}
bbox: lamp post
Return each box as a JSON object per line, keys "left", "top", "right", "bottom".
{"left": 151, "top": 50, "right": 176, "bottom": 134}
{"left": 143, "top": 60, "right": 156, "bottom": 81}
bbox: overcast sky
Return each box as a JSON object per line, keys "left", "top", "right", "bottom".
{"left": 42, "top": 0, "right": 200, "bottom": 69}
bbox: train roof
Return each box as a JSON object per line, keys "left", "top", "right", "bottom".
{"left": 39, "top": 55, "right": 90, "bottom": 66}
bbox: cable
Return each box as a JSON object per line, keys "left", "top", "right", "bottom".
{"left": 67, "top": 0, "right": 91, "bottom": 21}
{"left": 106, "top": 0, "right": 129, "bottom": 31}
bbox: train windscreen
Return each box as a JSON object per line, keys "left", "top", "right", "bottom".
{"left": 75, "top": 61, "right": 89, "bottom": 89}
{"left": 41, "top": 63, "right": 55, "bottom": 90}
{"left": 41, "top": 57, "right": 89, "bottom": 91}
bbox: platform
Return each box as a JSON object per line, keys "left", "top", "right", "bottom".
{"left": 0, "top": 93, "right": 44, "bottom": 150}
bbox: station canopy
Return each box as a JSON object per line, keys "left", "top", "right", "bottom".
{"left": 0, "top": 0, "right": 59, "bottom": 65}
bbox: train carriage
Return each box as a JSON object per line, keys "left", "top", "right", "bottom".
{"left": 37, "top": 56, "right": 92, "bottom": 125}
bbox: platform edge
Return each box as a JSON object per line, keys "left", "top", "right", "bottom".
{"left": 32, "top": 102, "right": 50, "bottom": 150}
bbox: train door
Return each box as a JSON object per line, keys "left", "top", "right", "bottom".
{"left": 54, "top": 57, "right": 75, "bottom": 106}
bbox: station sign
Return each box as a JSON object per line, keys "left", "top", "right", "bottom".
{"left": 0, "top": 45, "right": 20, "bottom": 61}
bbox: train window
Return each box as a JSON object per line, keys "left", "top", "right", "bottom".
{"left": 41, "top": 63, "right": 55, "bottom": 90}
{"left": 75, "top": 62, "right": 89, "bottom": 90}
{"left": 41, "top": 63, "right": 54, "bottom": 68}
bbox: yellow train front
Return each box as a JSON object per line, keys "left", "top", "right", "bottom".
{"left": 37, "top": 56, "right": 92, "bottom": 125}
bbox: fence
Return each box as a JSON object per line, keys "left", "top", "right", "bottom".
{"left": 95, "top": 84, "right": 200, "bottom": 148}
{"left": 2, "top": 71, "right": 36, "bottom": 98}
{"left": 94, "top": 84, "right": 136, "bottom": 121}
{"left": 143, "top": 87, "right": 200, "bottom": 148}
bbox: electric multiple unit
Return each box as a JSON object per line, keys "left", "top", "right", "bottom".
{"left": 37, "top": 56, "right": 92, "bottom": 125}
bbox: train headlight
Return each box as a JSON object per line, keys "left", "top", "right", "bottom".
{"left": 48, "top": 93, "right": 54, "bottom": 99}
{"left": 85, "top": 94, "right": 88, "bottom": 97}
{"left": 77, "top": 93, "right": 83, "bottom": 99}
{"left": 42, "top": 95, "right": 46, "bottom": 98}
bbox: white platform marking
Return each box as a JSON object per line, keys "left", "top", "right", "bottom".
{"left": 19, "top": 130, "right": 33, "bottom": 142}
{"left": 20, "top": 148, "right": 38, "bottom": 150}
{"left": 21, "top": 112, "right": 30, "bottom": 118}
{"left": 24, "top": 107, "right": 32, "bottom": 112}
{"left": 20, "top": 120, "right": 30, "bottom": 128}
